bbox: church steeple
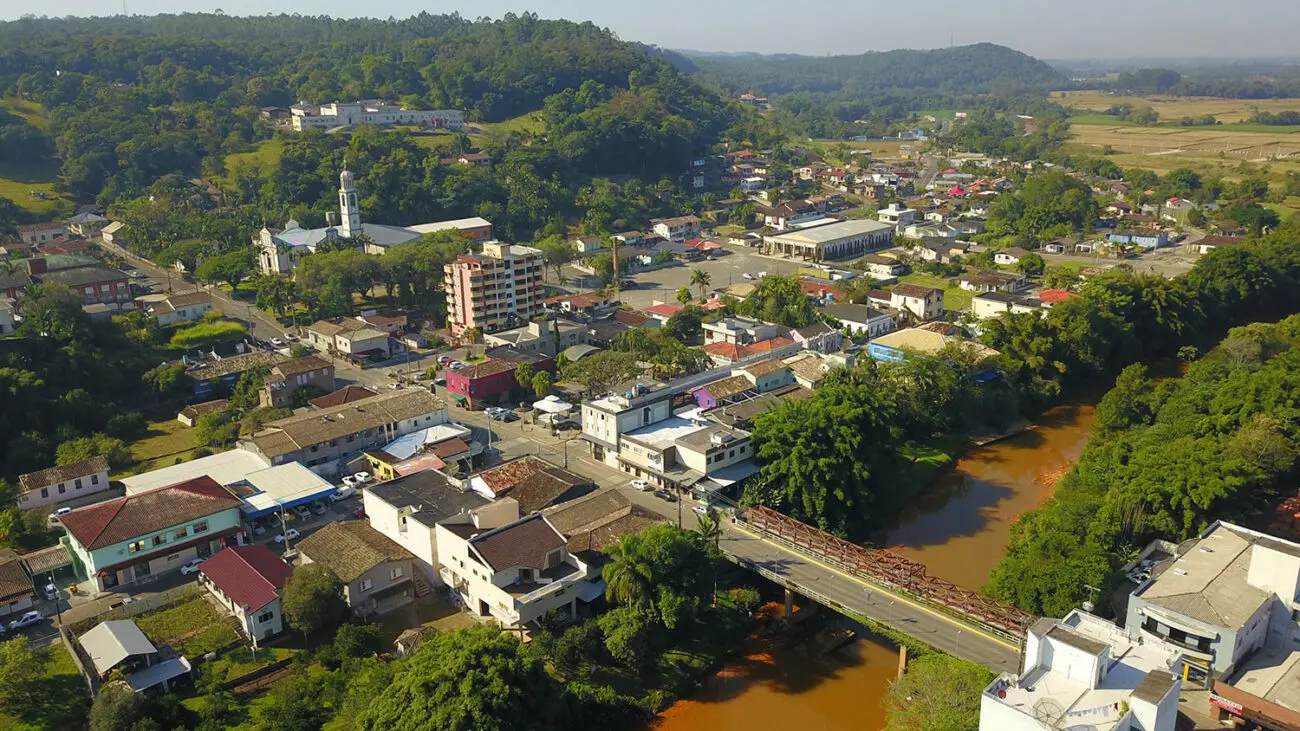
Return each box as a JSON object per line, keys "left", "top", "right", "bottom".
{"left": 339, "top": 168, "right": 361, "bottom": 238}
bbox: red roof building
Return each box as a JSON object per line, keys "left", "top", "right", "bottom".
{"left": 642, "top": 303, "right": 684, "bottom": 321}
{"left": 199, "top": 544, "right": 293, "bottom": 641}
{"left": 1035, "top": 289, "right": 1082, "bottom": 306}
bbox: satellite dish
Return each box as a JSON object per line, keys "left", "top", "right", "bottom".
{"left": 1034, "top": 698, "right": 1066, "bottom": 728}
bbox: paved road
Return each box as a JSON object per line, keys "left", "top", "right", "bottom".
{"left": 534, "top": 431, "right": 1023, "bottom": 673}
{"left": 98, "top": 238, "right": 291, "bottom": 342}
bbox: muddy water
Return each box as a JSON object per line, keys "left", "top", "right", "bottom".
{"left": 885, "top": 403, "right": 1096, "bottom": 590}
{"left": 650, "top": 403, "right": 1097, "bottom": 731}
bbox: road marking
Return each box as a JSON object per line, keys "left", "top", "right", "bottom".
{"left": 727, "top": 521, "right": 1020, "bottom": 652}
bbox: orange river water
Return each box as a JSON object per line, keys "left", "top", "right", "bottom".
{"left": 649, "top": 403, "right": 1096, "bottom": 731}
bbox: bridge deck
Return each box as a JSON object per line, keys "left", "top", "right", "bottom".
{"left": 720, "top": 521, "right": 1022, "bottom": 673}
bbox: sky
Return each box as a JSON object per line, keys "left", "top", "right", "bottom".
{"left": 3, "top": 0, "right": 1298, "bottom": 59}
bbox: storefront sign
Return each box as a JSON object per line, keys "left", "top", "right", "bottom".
{"left": 1209, "top": 694, "right": 1243, "bottom": 714}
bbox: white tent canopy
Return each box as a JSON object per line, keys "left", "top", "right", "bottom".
{"left": 532, "top": 395, "right": 573, "bottom": 414}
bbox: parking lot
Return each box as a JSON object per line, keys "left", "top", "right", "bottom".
{"left": 568, "top": 243, "right": 811, "bottom": 310}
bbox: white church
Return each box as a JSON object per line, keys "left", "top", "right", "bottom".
{"left": 255, "top": 169, "right": 495, "bottom": 275}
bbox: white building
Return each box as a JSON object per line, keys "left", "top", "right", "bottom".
{"left": 197, "top": 544, "right": 293, "bottom": 643}
{"left": 435, "top": 513, "right": 596, "bottom": 628}
{"left": 971, "top": 292, "right": 1045, "bottom": 320}
{"left": 651, "top": 216, "right": 703, "bottom": 243}
{"left": 256, "top": 169, "right": 493, "bottom": 274}
{"left": 890, "top": 284, "right": 945, "bottom": 322}
{"left": 763, "top": 219, "right": 895, "bottom": 262}
{"left": 17, "top": 456, "right": 111, "bottom": 510}
{"left": 580, "top": 379, "right": 676, "bottom": 466}
{"left": 877, "top": 203, "right": 918, "bottom": 227}
{"left": 145, "top": 291, "right": 214, "bottom": 326}
{"left": 980, "top": 610, "right": 1184, "bottom": 731}
{"left": 821, "top": 303, "right": 896, "bottom": 338}
{"left": 290, "top": 101, "right": 463, "bottom": 131}
{"left": 0, "top": 299, "right": 14, "bottom": 335}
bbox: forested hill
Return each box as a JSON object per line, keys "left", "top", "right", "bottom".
{"left": 689, "top": 43, "right": 1066, "bottom": 96}
{"left": 0, "top": 12, "right": 694, "bottom": 122}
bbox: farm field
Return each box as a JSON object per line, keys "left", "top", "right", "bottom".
{"left": 1065, "top": 123, "right": 1300, "bottom": 186}
{"left": 1052, "top": 90, "right": 1300, "bottom": 124}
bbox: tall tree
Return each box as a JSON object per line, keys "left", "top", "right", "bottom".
{"left": 281, "top": 564, "right": 349, "bottom": 636}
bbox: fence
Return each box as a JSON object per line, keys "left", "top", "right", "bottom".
{"left": 737, "top": 505, "right": 1034, "bottom": 640}
{"left": 65, "top": 583, "right": 202, "bottom": 637}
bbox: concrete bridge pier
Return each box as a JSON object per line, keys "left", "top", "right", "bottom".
{"left": 784, "top": 587, "right": 794, "bottom": 618}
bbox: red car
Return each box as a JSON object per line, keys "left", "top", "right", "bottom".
{"left": 352, "top": 508, "right": 367, "bottom": 520}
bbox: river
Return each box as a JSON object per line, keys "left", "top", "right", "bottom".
{"left": 650, "top": 403, "right": 1097, "bottom": 731}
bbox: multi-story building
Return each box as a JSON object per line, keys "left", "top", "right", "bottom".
{"left": 297, "top": 521, "right": 417, "bottom": 618}
{"left": 240, "top": 389, "right": 448, "bottom": 475}
{"left": 444, "top": 349, "right": 553, "bottom": 410}
{"left": 17, "top": 456, "right": 111, "bottom": 510}
{"left": 435, "top": 513, "right": 593, "bottom": 628}
{"left": 617, "top": 416, "right": 756, "bottom": 492}
{"left": 259, "top": 355, "right": 336, "bottom": 409}
{"left": 444, "top": 242, "right": 545, "bottom": 335}
{"left": 23, "top": 258, "right": 131, "bottom": 307}
{"left": 889, "top": 284, "right": 945, "bottom": 322}
{"left": 145, "top": 291, "right": 214, "bottom": 326}
{"left": 702, "top": 315, "right": 783, "bottom": 346}
{"left": 650, "top": 215, "right": 703, "bottom": 243}
{"left": 483, "top": 319, "right": 588, "bottom": 356}
{"left": 877, "top": 203, "right": 917, "bottom": 228}
{"left": 197, "top": 545, "right": 293, "bottom": 643}
{"left": 580, "top": 379, "right": 677, "bottom": 466}
{"left": 290, "top": 101, "right": 463, "bottom": 131}
{"left": 979, "top": 610, "right": 1184, "bottom": 731}
{"left": 821, "top": 303, "right": 896, "bottom": 339}
{"left": 305, "top": 318, "right": 391, "bottom": 359}
{"left": 60, "top": 476, "right": 244, "bottom": 593}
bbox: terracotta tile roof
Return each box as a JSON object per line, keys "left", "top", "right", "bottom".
{"left": 505, "top": 467, "right": 589, "bottom": 513}
{"left": 614, "top": 310, "right": 651, "bottom": 326}
{"left": 198, "top": 544, "right": 292, "bottom": 611}
{"left": 308, "top": 318, "right": 368, "bottom": 338}
{"left": 161, "top": 291, "right": 213, "bottom": 309}
{"left": 19, "top": 456, "right": 109, "bottom": 494}
{"left": 0, "top": 550, "right": 32, "bottom": 603}
{"left": 309, "top": 385, "right": 377, "bottom": 409}
{"left": 430, "top": 438, "right": 470, "bottom": 459}
{"left": 59, "top": 476, "right": 241, "bottom": 550}
{"left": 457, "top": 359, "right": 516, "bottom": 380}
{"left": 743, "top": 337, "right": 795, "bottom": 355}
{"left": 891, "top": 284, "right": 943, "bottom": 299}
{"left": 271, "top": 355, "right": 332, "bottom": 378}
{"left": 477, "top": 456, "right": 553, "bottom": 497}
{"left": 1036, "top": 289, "right": 1081, "bottom": 305}
{"left": 297, "top": 521, "right": 414, "bottom": 582}
{"left": 247, "top": 389, "right": 445, "bottom": 458}
{"left": 700, "top": 298, "right": 726, "bottom": 312}
{"left": 179, "top": 399, "right": 230, "bottom": 421}
{"left": 694, "top": 374, "right": 753, "bottom": 400}
{"left": 469, "top": 514, "right": 568, "bottom": 572}
{"left": 642, "top": 303, "right": 684, "bottom": 318}
{"left": 737, "top": 358, "right": 790, "bottom": 378}
{"left": 185, "top": 350, "right": 288, "bottom": 381}
{"left": 700, "top": 341, "right": 745, "bottom": 360}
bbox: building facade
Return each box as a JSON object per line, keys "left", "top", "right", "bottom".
{"left": 197, "top": 545, "right": 293, "bottom": 643}
{"left": 762, "top": 219, "right": 894, "bottom": 261}
{"left": 889, "top": 284, "right": 945, "bottom": 322}
{"left": 17, "top": 456, "right": 111, "bottom": 510}
{"left": 290, "top": 101, "right": 463, "bottom": 131}
{"left": 444, "top": 242, "right": 545, "bottom": 335}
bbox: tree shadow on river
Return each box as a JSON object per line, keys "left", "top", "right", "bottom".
{"left": 684, "top": 629, "right": 878, "bottom": 705}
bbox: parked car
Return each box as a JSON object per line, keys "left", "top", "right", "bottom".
{"left": 742, "top": 273, "right": 755, "bottom": 280}
{"left": 331, "top": 486, "right": 356, "bottom": 502}
{"left": 43, "top": 584, "right": 58, "bottom": 601}
{"left": 274, "top": 528, "right": 300, "bottom": 544}
{"left": 630, "top": 480, "right": 650, "bottom": 491}
{"left": 692, "top": 505, "right": 708, "bottom": 516}
{"left": 294, "top": 505, "right": 313, "bottom": 519}
{"left": 270, "top": 337, "right": 285, "bottom": 347}
{"left": 47, "top": 506, "right": 72, "bottom": 526}
{"left": 654, "top": 489, "right": 678, "bottom": 503}
{"left": 352, "top": 508, "right": 367, "bottom": 520}
{"left": 353, "top": 472, "right": 371, "bottom": 484}
{"left": 251, "top": 523, "right": 266, "bottom": 536}
{"left": 180, "top": 558, "right": 204, "bottom": 575}
{"left": 342, "top": 475, "right": 358, "bottom": 488}
{"left": 437, "top": 356, "right": 454, "bottom": 366}
{"left": 8, "top": 611, "right": 41, "bottom": 630}
{"left": 311, "top": 502, "right": 327, "bottom": 516}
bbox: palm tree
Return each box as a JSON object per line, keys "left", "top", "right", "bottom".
{"left": 695, "top": 508, "right": 721, "bottom": 555}
{"left": 602, "top": 541, "right": 652, "bottom": 607}
{"left": 690, "top": 269, "right": 712, "bottom": 301}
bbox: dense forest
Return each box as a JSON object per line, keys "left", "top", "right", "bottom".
{"left": 689, "top": 43, "right": 1065, "bottom": 96}
{"left": 0, "top": 12, "right": 749, "bottom": 241}
{"left": 1104, "top": 66, "right": 1300, "bottom": 99}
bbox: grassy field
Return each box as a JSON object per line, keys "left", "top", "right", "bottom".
{"left": 896, "top": 272, "right": 974, "bottom": 311}
{"left": 1053, "top": 90, "right": 1300, "bottom": 124}
{"left": 0, "top": 644, "right": 88, "bottom": 731}
{"left": 224, "top": 138, "right": 283, "bottom": 177}
{"left": 1065, "top": 122, "right": 1300, "bottom": 184}
{"left": 0, "top": 158, "right": 73, "bottom": 215}
{"left": 0, "top": 97, "right": 51, "bottom": 129}
{"left": 127, "top": 418, "right": 200, "bottom": 475}
{"left": 136, "top": 596, "right": 240, "bottom": 656}
{"left": 469, "top": 112, "right": 545, "bottom": 136}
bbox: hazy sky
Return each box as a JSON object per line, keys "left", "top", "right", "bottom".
{"left": 4, "top": 0, "right": 1297, "bottom": 59}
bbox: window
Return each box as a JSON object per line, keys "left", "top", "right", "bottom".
{"left": 91, "top": 474, "right": 100, "bottom": 485}
{"left": 258, "top": 611, "right": 274, "bottom": 624}
{"left": 173, "top": 529, "right": 188, "bottom": 540}
{"left": 40, "top": 488, "right": 48, "bottom": 498}
{"left": 740, "top": 445, "right": 747, "bottom": 454}
{"left": 389, "top": 566, "right": 403, "bottom": 580}
{"left": 58, "top": 484, "right": 66, "bottom": 494}
{"left": 193, "top": 521, "right": 208, "bottom": 534}
{"left": 358, "top": 578, "right": 373, "bottom": 592}
{"left": 74, "top": 478, "right": 82, "bottom": 490}
{"left": 152, "top": 535, "right": 166, "bottom": 547}
{"left": 128, "top": 540, "right": 146, "bottom": 554}
{"left": 728, "top": 449, "right": 735, "bottom": 458}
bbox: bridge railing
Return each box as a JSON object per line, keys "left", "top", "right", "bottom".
{"left": 734, "top": 505, "right": 1033, "bottom": 642}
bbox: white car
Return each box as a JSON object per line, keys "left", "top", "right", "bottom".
{"left": 274, "top": 528, "right": 300, "bottom": 544}
{"left": 342, "top": 475, "right": 358, "bottom": 488}
{"left": 353, "top": 472, "right": 372, "bottom": 484}
{"left": 48, "top": 506, "right": 72, "bottom": 526}
{"left": 331, "top": 486, "right": 356, "bottom": 502}
{"left": 8, "top": 611, "right": 41, "bottom": 630}
{"left": 270, "top": 337, "right": 285, "bottom": 347}
{"left": 692, "top": 505, "right": 708, "bottom": 516}
{"left": 630, "top": 480, "right": 650, "bottom": 491}
{"left": 42, "top": 584, "right": 58, "bottom": 601}
{"left": 742, "top": 273, "right": 755, "bottom": 280}
{"left": 179, "top": 558, "right": 204, "bottom": 575}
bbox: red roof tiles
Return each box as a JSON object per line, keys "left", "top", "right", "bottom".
{"left": 642, "top": 303, "right": 684, "bottom": 318}
{"left": 60, "top": 476, "right": 242, "bottom": 551}
{"left": 198, "top": 544, "right": 292, "bottom": 611}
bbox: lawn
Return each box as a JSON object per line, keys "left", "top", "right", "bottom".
{"left": 223, "top": 138, "right": 283, "bottom": 176}
{"left": 896, "top": 272, "right": 973, "bottom": 311}
{"left": 0, "top": 644, "right": 89, "bottom": 731}
{"left": 0, "top": 158, "right": 73, "bottom": 215}
{"left": 471, "top": 113, "right": 545, "bottom": 136}
{"left": 200, "top": 646, "right": 300, "bottom": 685}
{"left": 0, "top": 97, "right": 51, "bottom": 129}
{"left": 1052, "top": 90, "right": 1300, "bottom": 124}
{"left": 128, "top": 418, "right": 200, "bottom": 472}
{"left": 136, "top": 596, "right": 240, "bottom": 656}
